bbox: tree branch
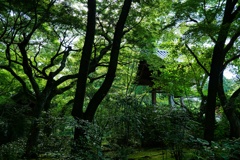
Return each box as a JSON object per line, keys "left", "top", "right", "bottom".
{"left": 223, "top": 53, "right": 240, "bottom": 69}
{"left": 0, "top": 65, "right": 28, "bottom": 92}
{"left": 55, "top": 80, "right": 76, "bottom": 95}
{"left": 185, "top": 43, "right": 210, "bottom": 75}
{"left": 97, "top": 17, "right": 112, "bottom": 44}
{"left": 85, "top": 0, "right": 133, "bottom": 120}
{"left": 18, "top": 41, "right": 40, "bottom": 95}
{"left": 89, "top": 44, "right": 112, "bottom": 74}
{"left": 55, "top": 74, "right": 78, "bottom": 87}
{"left": 51, "top": 46, "right": 72, "bottom": 77}
{"left": 89, "top": 74, "right": 106, "bottom": 83}
{"left": 72, "top": 0, "right": 96, "bottom": 119}
{"left": 42, "top": 38, "right": 65, "bottom": 75}
{"left": 223, "top": 29, "right": 240, "bottom": 54}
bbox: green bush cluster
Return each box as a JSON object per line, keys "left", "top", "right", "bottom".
{"left": 0, "top": 139, "right": 25, "bottom": 160}
{"left": 186, "top": 138, "right": 240, "bottom": 160}
{"left": 0, "top": 94, "right": 239, "bottom": 160}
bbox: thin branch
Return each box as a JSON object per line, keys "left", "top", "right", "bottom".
{"left": 34, "top": 43, "right": 42, "bottom": 67}
{"left": 51, "top": 47, "right": 72, "bottom": 77}
{"left": 187, "top": 15, "right": 199, "bottom": 23}
{"left": 0, "top": 65, "right": 28, "bottom": 92}
{"left": 97, "top": 17, "right": 112, "bottom": 44}
{"left": 55, "top": 80, "right": 76, "bottom": 95}
{"left": 42, "top": 37, "right": 65, "bottom": 74}
{"left": 0, "top": 18, "right": 8, "bottom": 39}
{"left": 55, "top": 73, "right": 78, "bottom": 86}
{"left": 161, "top": 21, "right": 177, "bottom": 31}
{"left": 5, "top": 44, "right": 11, "bottom": 62}
{"left": 185, "top": 43, "right": 210, "bottom": 75}
{"left": 122, "top": 16, "right": 144, "bottom": 36}
{"left": 89, "top": 74, "right": 106, "bottom": 83}
{"left": 89, "top": 44, "right": 112, "bottom": 74}
{"left": 223, "top": 29, "right": 240, "bottom": 54}
{"left": 29, "top": 58, "right": 48, "bottom": 79}
{"left": 223, "top": 53, "right": 240, "bottom": 68}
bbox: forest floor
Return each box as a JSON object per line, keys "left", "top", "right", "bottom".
{"left": 128, "top": 147, "right": 197, "bottom": 160}
{"left": 128, "top": 148, "right": 176, "bottom": 160}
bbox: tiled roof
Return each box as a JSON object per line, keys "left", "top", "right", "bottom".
{"left": 156, "top": 49, "right": 168, "bottom": 59}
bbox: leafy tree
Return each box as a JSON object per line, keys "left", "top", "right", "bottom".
{"left": 0, "top": 0, "right": 165, "bottom": 157}
{"left": 0, "top": 0, "right": 82, "bottom": 157}
{"left": 162, "top": 0, "right": 240, "bottom": 141}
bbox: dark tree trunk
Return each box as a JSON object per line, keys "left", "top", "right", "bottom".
{"left": 224, "top": 108, "right": 240, "bottom": 138}
{"left": 72, "top": 0, "right": 96, "bottom": 141}
{"left": 204, "top": 62, "right": 219, "bottom": 142}
{"left": 24, "top": 120, "right": 40, "bottom": 158}
{"left": 24, "top": 102, "right": 43, "bottom": 158}
{"left": 0, "top": 1, "right": 77, "bottom": 158}
{"left": 72, "top": 117, "right": 89, "bottom": 153}
{"left": 72, "top": 0, "right": 133, "bottom": 145}
{"left": 24, "top": 85, "right": 54, "bottom": 158}
{"left": 204, "top": 0, "right": 237, "bottom": 142}
{"left": 84, "top": 0, "right": 133, "bottom": 121}
{"left": 219, "top": 81, "right": 240, "bottom": 138}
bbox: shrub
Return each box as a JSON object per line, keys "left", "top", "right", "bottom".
{"left": 188, "top": 138, "right": 240, "bottom": 160}
{"left": 0, "top": 139, "right": 26, "bottom": 160}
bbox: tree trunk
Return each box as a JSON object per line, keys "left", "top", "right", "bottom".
{"left": 84, "top": 0, "right": 133, "bottom": 120}
{"left": 24, "top": 87, "right": 53, "bottom": 158}
{"left": 204, "top": 66, "right": 219, "bottom": 142}
{"left": 219, "top": 82, "right": 240, "bottom": 138}
{"left": 204, "top": 0, "right": 236, "bottom": 142}
{"left": 24, "top": 102, "right": 43, "bottom": 158}
{"left": 224, "top": 108, "right": 240, "bottom": 138}
{"left": 72, "top": 0, "right": 133, "bottom": 144}
{"left": 72, "top": 0, "right": 96, "bottom": 142}
{"left": 72, "top": 9, "right": 96, "bottom": 118}
{"left": 24, "top": 120, "right": 40, "bottom": 158}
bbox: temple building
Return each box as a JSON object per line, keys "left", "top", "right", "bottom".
{"left": 135, "top": 49, "right": 168, "bottom": 105}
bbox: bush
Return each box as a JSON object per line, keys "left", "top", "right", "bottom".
{"left": 188, "top": 138, "right": 240, "bottom": 160}
{"left": 215, "top": 114, "right": 230, "bottom": 140}
{"left": 0, "top": 100, "right": 31, "bottom": 145}
{"left": 69, "top": 119, "right": 105, "bottom": 160}
{"left": 0, "top": 139, "right": 25, "bottom": 160}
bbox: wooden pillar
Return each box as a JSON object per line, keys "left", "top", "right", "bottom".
{"left": 152, "top": 90, "right": 156, "bottom": 105}
{"left": 168, "top": 95, "right": 175, "bottom": 108}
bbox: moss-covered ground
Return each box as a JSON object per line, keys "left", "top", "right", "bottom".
{"left": 128, "top": 148, "right": 176, "bottom": 160}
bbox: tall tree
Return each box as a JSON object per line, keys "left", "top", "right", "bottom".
{"left": 166, "top": 0, "right": 240, "bottom": 141}
{"left": 71, "top": 0, "right": 133, "bottom": 145}
{"left": 0, "top": 0, "right": 82, "bottom": 157}
{"left": 202, "top": 0, "right": 239, "bottom": 141}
